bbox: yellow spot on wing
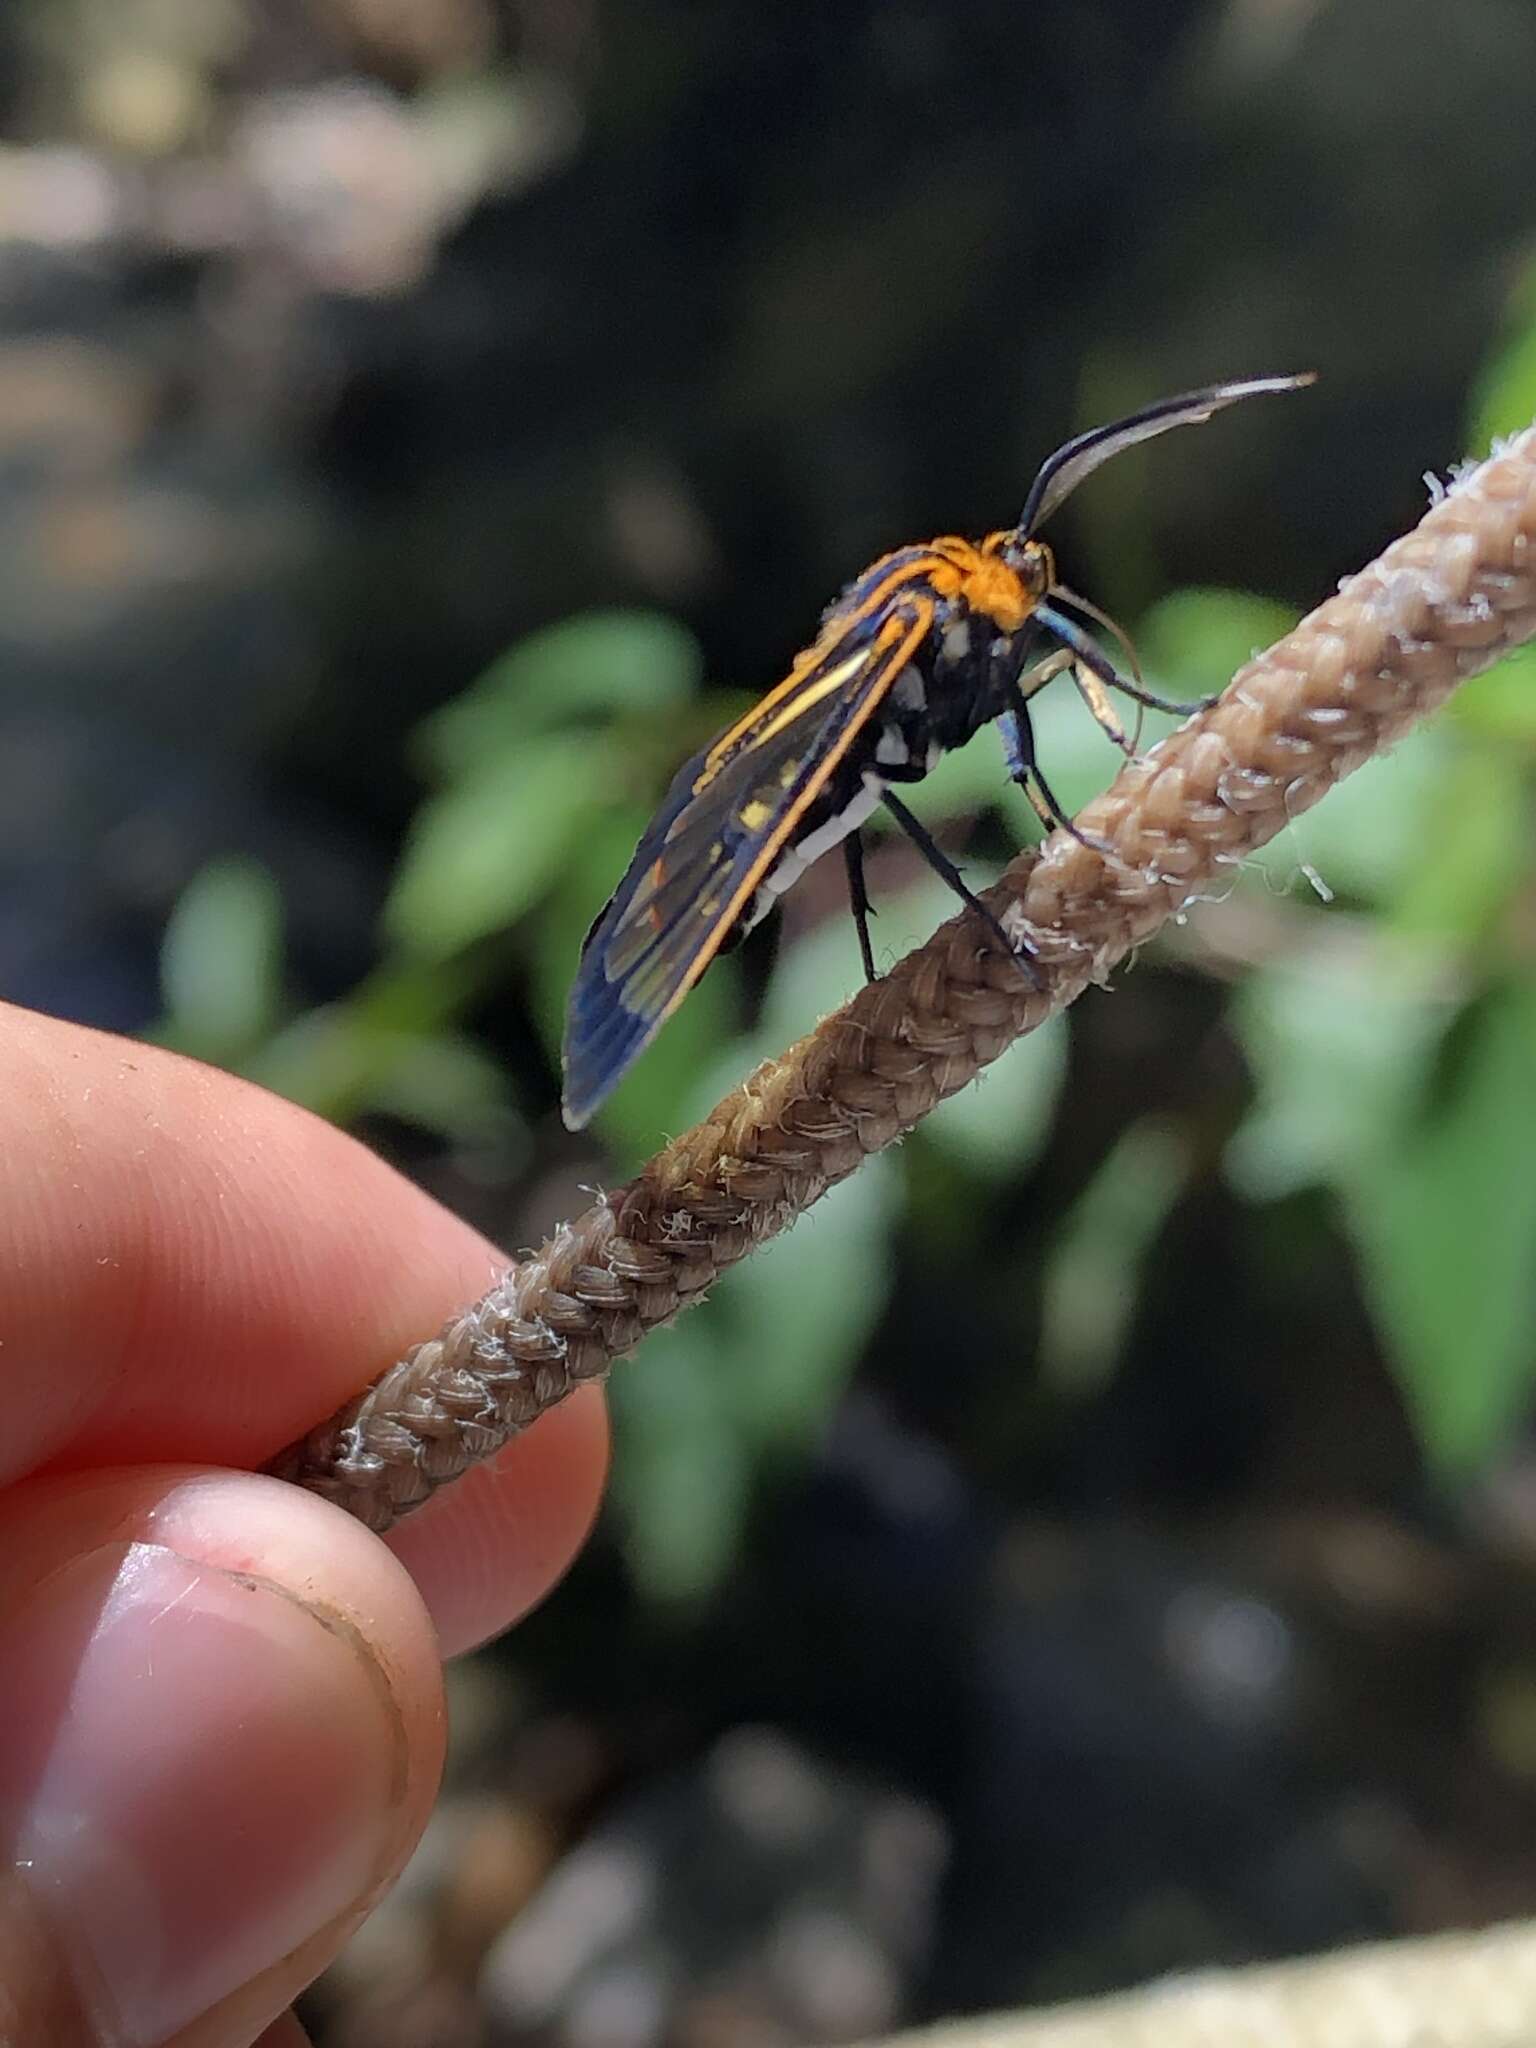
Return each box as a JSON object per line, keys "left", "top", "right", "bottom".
{"left": 632, "top": 602, "right": 934, "bottom": 1031}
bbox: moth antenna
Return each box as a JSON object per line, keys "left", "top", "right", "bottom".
{"left": 1017, "top": 372, "right": 1314, "bottom": 536}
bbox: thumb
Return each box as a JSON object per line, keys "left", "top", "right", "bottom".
{"left": 0, "top": 1469, "right": 446, "bottom": 2048}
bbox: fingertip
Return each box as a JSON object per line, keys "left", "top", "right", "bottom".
{"left": 0, "top": 1467, "right": 446, "bottom": 2045}
{"left": 386, "top": 1386, "right": 610, "bottom": 1657}
{"left": 251, "top": 2013, "right": 314, "bottom": 2048}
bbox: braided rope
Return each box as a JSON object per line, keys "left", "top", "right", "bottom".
{"left": 870, "top": 1915, "right": 1536, "bottom": 2048}
{"left": 270, "top": 424, "right": 1536, "bottom": 1533}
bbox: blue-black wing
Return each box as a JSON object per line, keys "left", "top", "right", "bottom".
{"left": 561, "top": 602, "right": 933, "bottom": 1128}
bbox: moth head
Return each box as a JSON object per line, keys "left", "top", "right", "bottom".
{"left": 988, "top": 531, "right": 1055, "bottom": 600}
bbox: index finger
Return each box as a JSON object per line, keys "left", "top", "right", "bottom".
{"left": 2, "top": 1003, "right": 608, "bottom": 1649}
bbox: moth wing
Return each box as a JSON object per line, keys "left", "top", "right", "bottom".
{"left": 561, "top": 608, "right": 929, "bottom": 1128}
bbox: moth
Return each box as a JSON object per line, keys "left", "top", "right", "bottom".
{"left": 562, "top": 373, "right": 1312, "bottom": 1129}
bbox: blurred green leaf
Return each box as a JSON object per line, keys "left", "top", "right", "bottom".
{"left": 607, "top": 1322, "right": 750, "bottom": 1606}
{"left": 384, "top": 731, "right": 609, "bottom": 961}
{"left": 609, "top": 1157, "right": 899, "bottom": 1606}
{"left": 246, "top": 1000, "right": 520, "bottom": 1145}
{"left": 342, "top": 1029, "right": 520, "bottom": 1145}
{"left": 1389, "top": 746, "right": 1529, "bottom": 944}
{"left": 1451, "top": 646, "right": 1536, "bottom": 742}
{"left": 1344, "top": 978, "right": 1536, "bottom": 1474}
{"left": 1137, "top": 587, "right": 1300, "bottom": 703}
{"left": 348, "top": 957, "right": 480, "bottom": 1036}
{"left": 416, "top": 611, "right": 702, "bottom": 780}
{"left": 715, "top": 1152, "right": 899, "bottom": 1447}
{"left": 924, "top": 1013, "right": 1067, "bottom": 1177}
{"left": 1227, "top": 946, "right": 1450, "bottom": 1202}
{"left": 241, "top": 1004, "right": 379, "bottom": 1119}
{"left": 1040, "top": 1120, "right": 1191, "bottom": 1395}
{"left": 158, "top": 856, "right": 284, "bottom": 1058}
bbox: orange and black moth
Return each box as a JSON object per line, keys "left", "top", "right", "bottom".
{"left": 562, "top": 374, "right": 1312, "bottom": 1129}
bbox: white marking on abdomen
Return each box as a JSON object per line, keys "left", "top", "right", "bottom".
{"left": 761, "top": 778, "right": 883, "bottom": 900}
{"left": 875, "top": 724, "right": 909, "bottom": 766}
{"left": 942, "top": 619, "right": 971, "bottom": 664}
{"left": 892, "top": 667, "right": 926, "bottom": 711}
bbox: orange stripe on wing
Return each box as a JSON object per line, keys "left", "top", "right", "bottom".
{"left": 642, "top": 599, "right": 934, "bottom": 1031}
{"left": 751, "top": 649, "right": 872, "bottom": 746}
{"left": 698, "top": 553, "right": 954, "bottom": 782}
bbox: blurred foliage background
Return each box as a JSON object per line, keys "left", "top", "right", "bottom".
{"left": 7, "top": 0, "right": 1536, "bottom": 2040}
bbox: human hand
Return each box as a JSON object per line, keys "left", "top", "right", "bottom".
{"left": 0, "top": 1003, "right": 608, "bottom": 2047}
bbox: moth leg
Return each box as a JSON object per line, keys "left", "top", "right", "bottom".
{"left": 1000, "top": 682, "right": 1115, "bottom": 858}
{"left": 992, "top": 639, "right": 1067, "bottom": 792}
{"left": 1035, "top": 601, "right": 1216, "bottom": 716}
{"left": 995, "top": 651, "right": 1074, "bottom": 833}
{"left": 1006, "top": 642, "right": 1136, "bottom": 757}
{"left": 1012, "top": 645, "right": 1076, "bottom": 698}
{"left": 843, "top": 830, "right": 878, "bottom": 984}
{"left": 880, "top": 789, "right": 1040, "bottom": 987}
{"left": 1072, "top": 662, "right": 1135, "bottom": 756}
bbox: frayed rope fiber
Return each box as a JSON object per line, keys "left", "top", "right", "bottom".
{"left": 270, "top": 423, "right": 1536, "bottom": 1533}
